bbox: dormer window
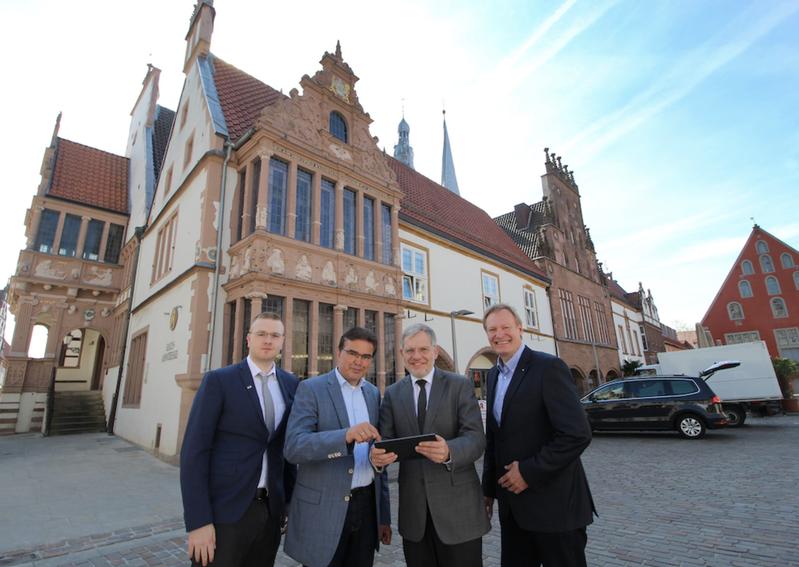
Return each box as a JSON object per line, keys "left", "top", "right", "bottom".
{"left": 329, "top": 111, "right": 348, "bottom": 143}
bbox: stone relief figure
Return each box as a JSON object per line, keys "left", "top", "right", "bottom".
{"left": 322, "top": 261, "right": 337, "bottom": 286}
{"left": 229, "top": 255, "right": 241, "bottom": 279}
{"left": 267, "top": 248, "right": 285, "bottom": 275}
{"left": 365, "top": 270, "right": 377, "bottom": 293}
{"left": 328, "top": 143, "right": 353, "bottom": 161}
{"left": 70, "top": 268, "right": 80, "bottom": 280}
{"left": 84, "top": 266, "right": 112, "bottom": 287}
{"left": 243, "top": 246, "right": 254, "bottom": 272}
{"left": 345, "top": 265, "right": 358, "bottom": 289}
{"left": 252, "top": 244, "right": 268, "bottom": 272}
{"left": 384, "top": 275, "right": 397, "bottom": 297}
{"left": 295, "top": 255, "right": 312, "bottom": 281}
{"left": 34, "top": 260, "right": 67, "bottom": 280}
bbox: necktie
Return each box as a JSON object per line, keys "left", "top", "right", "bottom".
{"left": 416, "top": 379, "right": 427, "bottom": 433}
{"left": 261, "top": 372, "right": 275, "bottom": 439}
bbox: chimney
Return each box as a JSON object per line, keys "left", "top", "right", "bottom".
{"left": 513, "top": 203, "right": 530, "bottom": 229}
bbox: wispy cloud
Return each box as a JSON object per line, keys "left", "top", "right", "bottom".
{"left": 563, "top": 3, "right": 799, "bottom": 162}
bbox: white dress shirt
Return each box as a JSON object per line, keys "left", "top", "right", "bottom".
{"left": 335, "top": 368, "right": 375, "bottom": 489}
{"left": 247, "top": 356, "right": 286, "bottom": 489}
{"left": 412, "top": 368, "right": 435, "bottom": 416}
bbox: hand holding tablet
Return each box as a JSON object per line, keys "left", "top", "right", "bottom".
{"left": 373, "top": 433, "right": 437, "bottom": 461}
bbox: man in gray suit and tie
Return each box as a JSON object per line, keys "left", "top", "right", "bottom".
{"left": 371, "top": 323, "right": 489, "bottom": 566}
{"left": 284, "top": 326, "right": 391, "bottom": 567}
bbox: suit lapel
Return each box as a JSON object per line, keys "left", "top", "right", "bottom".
{"left": 398, "top": 376, "right": 418, "bottom": 433}
{"left": 486, "top": 367, "right": 499, "bottom": 430}
{"left": 326, "top": 372, "right": 351, "bottom": 428}
{"left": 499, "top": 346, "right": 533, "bottom": 426}
{"left": 237, "top": 361, "right": 267, "bottom": 432}
{"left": 424, "top": 370, "right": 446, "bottom": 433}
{"left": 365, "top": 384, "right": 379, "bottom": 425}
{"left": 273, "top": 368, "right": 294, "bottom": 436}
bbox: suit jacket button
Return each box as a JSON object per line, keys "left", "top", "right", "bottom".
{"left": 344, "top": 495, "right": 350, "bottom": 502}
{"left": 348, "top": 468, "right": 354, "bottom": 474}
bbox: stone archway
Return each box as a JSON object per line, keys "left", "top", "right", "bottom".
{"left": 570, "top": 367, "right": 588, "bottom": 396}
{"left": 434, "top": 347, "right": 455, "bottom": 372}
{"left": 55, "top": 327, "right": 107, "bottom": 392}
{"left": 466, "top": 348, "right": 497, "bottom": 400}
{"left": 606, "top": 369, "right": 620, "bottom": 381}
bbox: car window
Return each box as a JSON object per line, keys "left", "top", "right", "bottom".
{"left": 625, "top": 379, "right": 668, "bottom": 399}
{"left": 669, "top": 380, "right": 699, "bottom": 395}
{"left": 592, "top": 382, "right": 626, "bottom": 401}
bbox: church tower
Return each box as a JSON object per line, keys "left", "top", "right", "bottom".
{"left": 393, "top": 115, "right": 414, "bottom": 169}
{"left": 441, "top": 110, "right": 460, "bottom": 195}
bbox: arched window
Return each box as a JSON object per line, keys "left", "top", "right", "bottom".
{"left": 781, "top": 253, "right": 794, "bottom": 269}
{"left": 727, "top": 302, "right": 744, "bottom": 321}
{"left": 58, "top": 329, "right": 83, "bottom": 368}
{"left": 760, "top": 254, "right": 774, "bottom": 273}
{"left": 756, "top": 240, "right": 769, "bottom": 254}
{"left": 329, "top": 111, "right": 348, "bottom": 143}
{"left": 28, "top": 324, "right": 49, "bottom": 359}
{"left": 738, "top": 280, "right": 753, "bottom": 298}
{"left": 741, "top": 260, "right": 754, "bottom": 275}
{"left": 771, "top": 297, "right": 788, "bottom": 318}
{"left": 765, "top": 276, "right": 781, "bottom": 295}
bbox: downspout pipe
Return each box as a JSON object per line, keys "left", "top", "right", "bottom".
{"left": 108, "top": 225, "right": 145, "bottom": 435}
{"left": 205, "top": 140, "right": 234, "bottom": 372}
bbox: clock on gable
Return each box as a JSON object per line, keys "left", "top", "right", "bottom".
{"left": 330, "top": 76, "right": 350, "bottom": 103}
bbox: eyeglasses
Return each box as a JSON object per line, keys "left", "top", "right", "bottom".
{"left": 342, "top": 349, "right": 374, "bottom": 362}
{"left": 250, "top": 331, "right": 284, "bottom": 340}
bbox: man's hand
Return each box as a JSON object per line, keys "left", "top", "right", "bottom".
{"left": 345, "top": 421, "right": 381, "bottom": 444}
{"left": 187, "top": 523, "right": 215, "bottom": 566}
{"left": 498, "top": 460, "right": 528, "bottom": 494}
{"left": 379, "top": 524, "right": 392, "bottom": 545}
{"left": 484, "top": 496, "right": 494, "bottom": 520}
{"left": 415, "top": 434, "right": 450, "bottom": 464}
{"left": 370, "top": 445, "right": 398, "bottom": 468}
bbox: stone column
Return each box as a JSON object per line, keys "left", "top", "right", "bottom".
{"left": 286, "top": 161, "right": 297, "bottom": 239}
{"left": 98, "top": 222, "right": 111, "bottom": 262}
{"left": 75, "top": 216, "right": 90, "bottom": 260}
{"left": 391, "top": 205, "right": 400, "bottom": 267}
{"left": 256, "top": 154, "right": 270, "bottom": 230}
{"left": 27, "top": 205, "right": 44, "bottom": 248}
{"left": 282, "top": 296, "right": 294, "bottom": 373}
{"left": 356, "top": 190, "right": 364, "bottom": 257}
{"left": 333, "top": 304, "right": 346, "bottom": 366}
{"left": 311, "top": 174, "right": 321, "bottom": 246}
{"left": 309, "top": 300, "right": 319, "bottom": 377}
{"left": 376, "top": 311, "right": 386, "bottom": 392}
{"left": 376, "top": 202, "right": 384, "bottom": 265}
{"left": 44, "top": 304, "right": 66, "bottom": 360}
{"left": 334, "top": 181, "right": 344, "bottom": 251}
{"left": 232, "top": 297, "right": 244, "bottom": 362}
{"left": 250, "top": 294, "right": 263, "bottom": 317}
{"left": 10, "top": 301, "right": 34, "bottom": 357}
{"left": 52, "top": 212, "right": 66, "bottom": 256}
{"left": 394, "top": 313, "right": 405, "bottom": 378}
{"left": 241, "top": 161, "right": 254, "bottom": 237}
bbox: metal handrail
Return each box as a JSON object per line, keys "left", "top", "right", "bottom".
{"left": 43, "top": 366, "right": 56, "bottom": 436}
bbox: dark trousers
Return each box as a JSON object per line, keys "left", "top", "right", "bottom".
{"left": 402, "top": 506, "right": 482, "bottom": 567}
{"left": 499, "top": 512, "right": 587, "bottom": 567}
{"left": 327, "top": 483, "right": 377, "bottom": 567}
{"left": 191, "top": 496, "right": 281, "bottom": 567}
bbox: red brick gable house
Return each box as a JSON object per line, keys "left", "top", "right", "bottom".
{"left": 701, "top": 225, "right": 799, "bottom": 362}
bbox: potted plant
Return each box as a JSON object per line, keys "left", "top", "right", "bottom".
{"left": 772, "top": 357, "right": 799, "bottom": 412}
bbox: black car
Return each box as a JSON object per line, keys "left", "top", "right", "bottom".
{"left": 580, "top": 376, "right": 728, "bottom": 439}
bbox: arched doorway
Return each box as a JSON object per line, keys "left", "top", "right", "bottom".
{"left": 588, "top": 369, "right": 599, "bottom": 391}
{"left": 466, "top": 350, "right": 497, "bottom": 400}
{"left": 570, "top": 367, "right": 587, "bottom": 395}
{"left": 434, "top": 348, "right": 455, "bottom": 372}
{"left": 606, "top": 369, "right": 620, "bottom": 381}
{"left": 55, "top": 328, "right": 106, "bottom": 391}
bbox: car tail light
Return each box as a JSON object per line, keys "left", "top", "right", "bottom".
{"left": 711, "top": 395, "right": 721, "bottom": 405}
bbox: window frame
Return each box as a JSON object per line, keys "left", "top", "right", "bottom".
{"left": 400, "top": 241, "right": 429, "bottom": 305}
{"left": 739, "top": 280, "right": 753, "bottom": 298}
{"left": 770, "top": 297, "right": 788, "bottom": 319}
{"left": 329, "top": 111, "right": 348, "bottom": 143}
{"left": 481, "top": 270, "right": 501, "bottom": 310}
{"left": 523, "top": 287, "right": 538, "bottom": 328}
{"left": 727, "top": 301, "right": 745, "bottom": 321}
{"left": 741, "top": 260, "right": 754, "bottom": 275}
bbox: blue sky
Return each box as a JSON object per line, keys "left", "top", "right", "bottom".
{"left": 1, "top": 0, "right": 797, "bottom": 344}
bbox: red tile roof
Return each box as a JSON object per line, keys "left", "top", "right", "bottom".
{"left": 389, "top": 157, "right": 548, "bottom": 281}
{"left": 212, "top": 56, "right": 286, "bottom": 143}
{"left": 49, "top": 138, "right": 129, "bottom": 214}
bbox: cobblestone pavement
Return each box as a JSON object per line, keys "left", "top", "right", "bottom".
{"left": 2, "top": 416, "right": 798, "bottom": 566}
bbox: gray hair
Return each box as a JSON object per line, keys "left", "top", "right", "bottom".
{"left": 401, "top": 323, "right": 437, "bottom": 347}
{"left": 482, "top": 303, "right": 523, "bottom": 329}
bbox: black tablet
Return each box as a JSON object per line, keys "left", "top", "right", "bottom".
{"left": 373, "top": 433, "right": 437, "bottom": 461}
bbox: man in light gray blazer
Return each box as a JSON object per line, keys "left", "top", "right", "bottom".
{"left": 284, "top": 326, "right": 391, "bottom": 567}
{"left": 371, "top": 323, "right": 489, "bottom": 566}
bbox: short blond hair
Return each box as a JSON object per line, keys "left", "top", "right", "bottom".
{"left": 482, "top": 303, "right": 523, "bottom": 329}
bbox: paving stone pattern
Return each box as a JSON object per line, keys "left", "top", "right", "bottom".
{"left": 2, "top": 416, "right": 798, "bottom": 566}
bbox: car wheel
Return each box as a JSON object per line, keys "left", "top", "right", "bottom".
{"left": 676, "top": 414, "right": 706, "bottom": 439}
{"left": 724, "top": 406, "right": 746, "bottom": 427}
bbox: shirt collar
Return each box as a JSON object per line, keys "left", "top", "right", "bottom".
{"left": 411, "top": 367, "right": 435, "bottom": 386}
{"left": 497, "top": 343, "right": 526, "bottom": 376}
{"left": 335, "top": 367, "right": 364, "bottom": 389}
{"left": 247, "top": 355, "right": 276, "bottom": 380}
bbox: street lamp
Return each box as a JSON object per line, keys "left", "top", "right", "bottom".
{"left": 449, "top": 309, "right": 474, "bottom": 373}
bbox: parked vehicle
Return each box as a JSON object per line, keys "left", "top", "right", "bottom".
{"left": 581, "top": 371, "right": 729, "bottom": 439}
{"left": 635, "top": 342, "right": 783, "bottom": 426}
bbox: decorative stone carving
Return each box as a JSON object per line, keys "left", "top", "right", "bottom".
{"left": 384, "top": 275, "right": 397, "bottom": 297}
{"left": 34, "top": 260, "right": 67, "bottom": 280}
{"left": 229, "top": 255, "right": 241, "bottom": 279}
{"left": 345, "top": 265, "right": 358, "bottom": 289}
{"left": 335, "top": 231, "right": 344, "bottom": 250}
{"left": 84, "top": 266, "right": 112, "bottom": 287}
{"left": 365, "top": 270, "right": 377, "bottom": 293}
{"left": 101, "top": 308, "right": 111, "bottom": 317}
{"left": 328, "top": 143, "right": 352, "bottom": 161}
{"left": 322, "top": 261, "right": 337, "bottom": 286}
{"left": 295, "top": 255, "right": 312, "bottom": 281}
{"left": 267, "top": 248, "right": 285, "bottom": 275}
{"left": 70, "top": 268, "right": 80, "bottom": 280}
{"left": 67, "top": 305, "right": 77, "bottom": 314}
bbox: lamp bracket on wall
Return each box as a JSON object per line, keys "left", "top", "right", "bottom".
{"left": 424, "top": 314, "right": 434, "bottom": 321}
{"left": 405, "top": 310, "right": 417, "bottom": 319}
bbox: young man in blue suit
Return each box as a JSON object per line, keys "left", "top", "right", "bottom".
{"left": 180, "top": 312, "right": 299, "bottom": 567}
{"left": 482, "top": 304, "right": 595, "bottom": 567}
{"left": 284, "top": 326, "right": 391, "bottom": 567}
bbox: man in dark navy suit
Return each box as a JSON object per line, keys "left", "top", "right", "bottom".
{"left": 482, "top": 303, "right": 595, "bottom": 567}
{"left": 181, "top": 311, "right": 299, "bottom": 567}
